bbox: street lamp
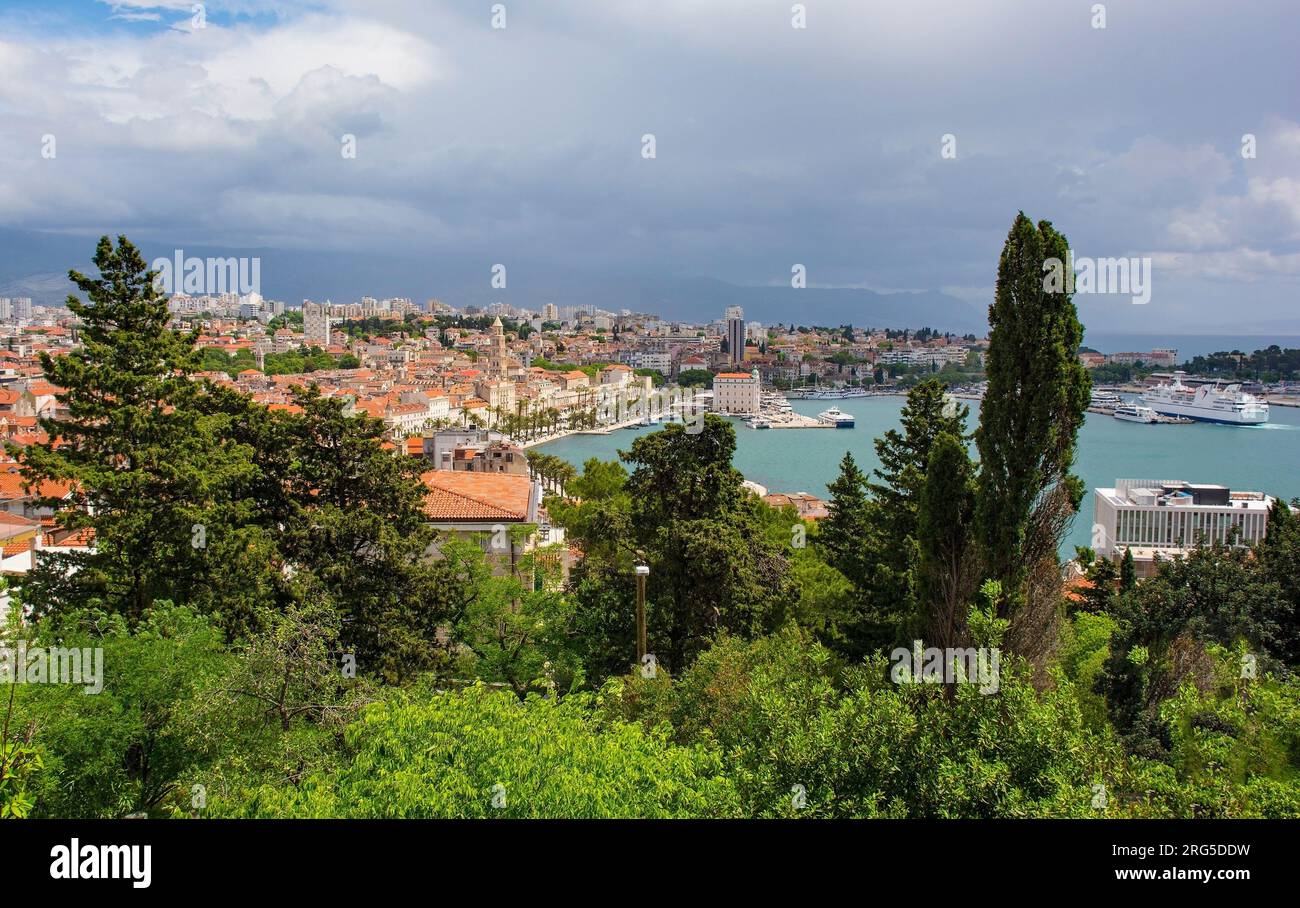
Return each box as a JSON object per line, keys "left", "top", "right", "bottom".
{"left": 634, "top": 563, "right": 650, "bottom": 667}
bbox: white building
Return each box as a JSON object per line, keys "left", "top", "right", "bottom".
{"left": 1093, "top": 478, "right": 1276, "bottom": 578}
{"left": 712, "top": 368, "right": 761, "bottom": 415}
{"left": 628, "top": 351, "right": 672, "bottom": 373}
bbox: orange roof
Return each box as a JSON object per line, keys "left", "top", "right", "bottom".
{"left": 420, "top": 470, "right": 533, "bottom": 522}
{"left": 0, "top": 471, "right": 73, "bottom": 501}
{"left": 43, "top": 527, "right": 94, "bottom": 547}
{"left": 0, "top": 511, "right": 39, "bottom": 527}
{"left": 715, "top": 372, "right": 753, "bottom": 379}
{"left": 2, "top": 539, "right": 33, "bottom": 557}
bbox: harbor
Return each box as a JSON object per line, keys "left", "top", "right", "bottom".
{"left": 538, "top": 394, "right": 1300, "bottom": 560}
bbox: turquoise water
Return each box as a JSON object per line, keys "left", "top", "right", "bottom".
{"left": 538, "top": 397, "right": 1300, "bottom": 556}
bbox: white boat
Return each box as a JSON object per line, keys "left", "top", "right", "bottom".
{"left": 1140, "top": 372, "right": 1269, "bottom": 425}
{"left": 1091, "top": 389, "right": 1123, "bottom": 408}
{"left": 818, "top": 406, "right": 855, "bottom": 428}
{"left": 746, "top": 417, "right": 772, "bottom": 429}
{"left": 1113, "top": 404, "right": 1157, "bottom": 423}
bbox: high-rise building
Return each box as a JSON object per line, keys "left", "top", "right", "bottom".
{"left": 13, "top": 298, "right": 33, "bottom": 321}
{"left": 0, "top": 298, "right": 11, "bottom": 321}
{"left": 302, "top": 300, "right": 333, "bottom": 347}
{"left": 725, "top": 306, "right": 745, "bottom": 365}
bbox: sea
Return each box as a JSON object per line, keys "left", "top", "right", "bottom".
{"left": 537, "top": 396, "right": 1300, "bottom": 558}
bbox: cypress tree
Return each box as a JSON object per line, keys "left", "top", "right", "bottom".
{"left": 975, "top": 214, "right": 1090, "bottom": 631}
{"left": 1120, "top": 547, "right": 1137, "bottom": 591}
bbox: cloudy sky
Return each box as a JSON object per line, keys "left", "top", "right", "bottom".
{"left": 0, "top": 0, "right": 1297, "bottom": 332}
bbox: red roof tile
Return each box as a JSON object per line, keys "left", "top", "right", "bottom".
{"left": 420, "top": 470, "right": 533, "bottom": 521}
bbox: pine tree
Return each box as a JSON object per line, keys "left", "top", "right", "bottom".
{"left": 17, "top": 236, "right": 262, "bottom": 624}
{"left": 869, "top": 378, "right": 968, "bottom": 544}
{"left": 915, "top": 432, "right": 977, "bottom": 649}
{"left": 821, "top": 452, "right": 870, "bottom": 571}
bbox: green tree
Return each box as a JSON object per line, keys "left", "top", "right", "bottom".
{"left": 914, "top": 432, "right": 978, "bottom": 649}
{"left": 620, "top": 417, "right": 790, "bottom": 672}
{"left": 975, "top": 213, "right": 1090, "bottom": 661}
{"left": 14, "top": 603, "right": 230, "bottom": 818}
{"left": 1120, "top": 547, "right": 1137, "bottom": 591}
{"left": 213, "top": 685, "right": 741, "bottom": 818}
{"left": 16, "top": 236, "right": 266, "bottom": 627}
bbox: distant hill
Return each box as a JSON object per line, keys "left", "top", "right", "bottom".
{"left": 0, "top": 227, "right": 985, "bottom": 332}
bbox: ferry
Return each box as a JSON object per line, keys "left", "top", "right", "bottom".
{"left": 1113, "top": 404, "right": 1157, "bottom": 423}
{"left": 746, "top": 417, "right": 772, "bottom": 429}
{"left": 1140, "top": 372, "right": 1269, "bottom": 425}
{"left": 1091, "top": 389, "right": 1124, "bottom": 408}
{"left": 818, "top": 406, "right": 855, "bottom": 428}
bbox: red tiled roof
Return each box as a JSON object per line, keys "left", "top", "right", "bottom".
{"left": 43, "top": 527, "right": 94, "bottom": 547}
{"left": 2, "top": 539, "right": 33, "bottom": 557}
{"left": 0, "top": 471, "right": 73, "bottom": 501}
{"left": 420, "top": 470, "right": 533, "bottom": 521}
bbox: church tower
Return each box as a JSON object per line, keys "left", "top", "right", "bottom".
{"left": 490, "top": 316, "right": 508, "bottom": 376}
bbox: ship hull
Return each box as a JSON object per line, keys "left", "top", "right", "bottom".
{"left": 1140, "top": 399, "right": 1268, "bottom": 424}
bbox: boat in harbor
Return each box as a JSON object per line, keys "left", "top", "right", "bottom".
{"left": 1140, "top": 372, "right": 1269, "bottom": 425}
{"left": 1113, "top": 404, "right": 1157, "bottom": 423}
{"left": 1091, "top": 389, "right": 1124, "bottom": 408}
{"left": 817, "top": 406, "right": 855, "bottom": 428}
{"left": 746, "top": 417, "right": 772, "bottom": 429}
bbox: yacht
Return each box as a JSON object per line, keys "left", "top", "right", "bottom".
{"left": 1141, "top": 372, "right": 1269, "bottom": 425}
{"left": 1113, "top": 404, "right": 1157, "bottom": 423}
{"left": 1090, "top": 389, "right": 1124, "bottom": 408}
{"left": 818, "top": 406, "right": 855, "bottom": 428}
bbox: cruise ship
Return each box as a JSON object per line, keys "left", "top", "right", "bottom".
{"left": 1140, "top": 372, "right": 1269, "bottom": 425}
{"left": 818, "top": 406, "right": 855, "bottom": 428}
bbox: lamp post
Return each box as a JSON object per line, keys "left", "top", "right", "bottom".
{"left": 634, "top": 563, "right": 650, "bottom": 667}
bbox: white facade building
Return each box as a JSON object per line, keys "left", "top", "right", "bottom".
{"left": 712, "top": 369, "right": 761, "bottom": 415}
{"left": 1093, "top": 478, "right": 1276, "bottom": 578}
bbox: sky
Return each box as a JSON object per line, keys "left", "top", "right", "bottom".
{"left": 0, "top": 0, "right": 1297, "bottom": 332}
